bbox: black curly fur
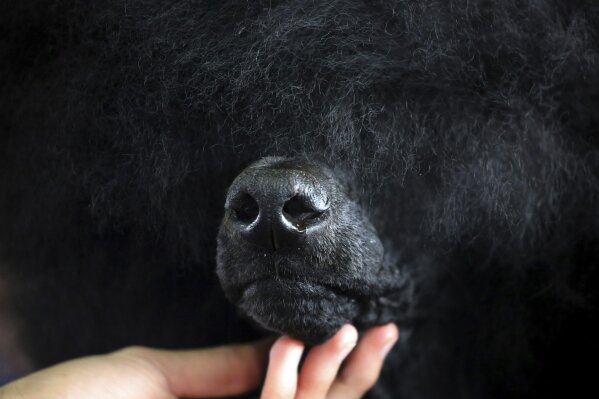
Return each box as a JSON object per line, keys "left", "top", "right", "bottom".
{"left": 1, "top": 0, "right": 599, "bottom": 398}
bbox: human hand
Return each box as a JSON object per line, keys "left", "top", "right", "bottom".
{"left": 0, "top": 323, "right": 398, "bottom": 399}
{"left": 261, "top": 323, "right": 399, "bottom": 399}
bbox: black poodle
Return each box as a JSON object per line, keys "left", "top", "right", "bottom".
{"left": 1, "top": 1, "right": 598, "bottom": 397}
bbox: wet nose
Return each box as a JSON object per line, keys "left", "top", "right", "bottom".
{"left": 224, "top": 165, "right": 330, "bottom": 249}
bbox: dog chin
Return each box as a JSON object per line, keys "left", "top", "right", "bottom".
{"left": 238, "top": 278, "right": 360, "bottom": 344}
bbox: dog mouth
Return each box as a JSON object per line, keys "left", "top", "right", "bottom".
{"left": 236, "top": 277, "right": 362, "bottom": 343}
{"left": 241, "top": 278, "right": 341, "bottom": 305}
{"left": 240, "top": 276, "right": 362, "bottom": 302}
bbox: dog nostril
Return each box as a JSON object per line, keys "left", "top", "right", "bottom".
{"left": 283, "top": 195, "right": 325, "bottom": 226}
{"left": 229, "top": 193, "right": 259, "bottom": 225}
{"left": 224, "top": 159, "right": 333, "bottom": 249}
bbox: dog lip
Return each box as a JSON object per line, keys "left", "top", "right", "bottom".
{"left": 238, "top": 276, "right": 362, "bottom": 301}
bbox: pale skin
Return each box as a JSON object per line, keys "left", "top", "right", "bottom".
{"left": 0, "top": 323, "right": 398, "bottom": 399}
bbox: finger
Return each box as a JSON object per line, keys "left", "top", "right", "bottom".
{"left": 328, "top": 323, "right": 399, "bottom": 399}
{"left": 260, "top": 336, "right": 304, "bottom": 399}
{"left": 295, "top": 324, "right": 358, "bottom": 399}
{"left": 114, "top": 339, "right": 272, "bottom": 398}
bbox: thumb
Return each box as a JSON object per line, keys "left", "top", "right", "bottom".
{"left": 113, "top": 339, "right": 273, "bottom": 398}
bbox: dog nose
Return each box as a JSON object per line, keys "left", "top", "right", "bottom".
{"left": 224, "top": 163, "right": 330, "bottom": 249}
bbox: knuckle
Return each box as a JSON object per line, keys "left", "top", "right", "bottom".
{"left": 349, "top": 370, "right": 380, "bottom": 392}
{"left": 112, "top": 345, "right": 152, "bottom": 359}
{"left": 110, "top": 346, "right": 160, "bottom": 370}
{"left": 221, "top": 346, "right": 262, "bottom": 393}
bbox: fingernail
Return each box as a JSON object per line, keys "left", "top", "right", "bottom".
{"left": 338, "top": 340, "right": 357, "bottom": 363}
{"left": 381, "top": 339, "right": 397, "bottom": 357}
{"left": 381, "top": 324, "right": 399, "bottom": 357}
{"left": 270, "top": 336, "right": 304, "bottom": 362}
